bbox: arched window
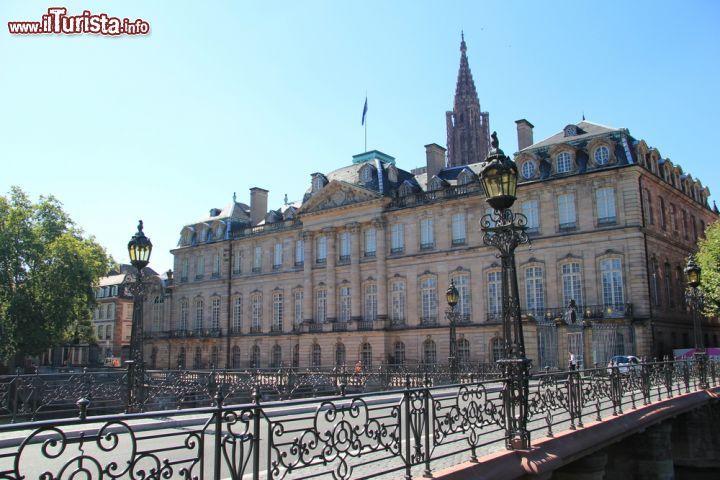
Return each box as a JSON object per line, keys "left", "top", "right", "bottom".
{"left": 251, "top": 293, "right": 262, "bottom": 332}
{"left": 360, "top": 342, "right": 372, "bottom": 368}
{"left": 420, "top": 276, "right": 438, "bottom": 324}
{"left": 491, "top": 338, "right": 504, "bottom": 362}
{"left": 600, "top": 258, "right": 624, "bottom": 315}
{"left": 487, "top": 270, "right": 502, "bottom": 322}
{"left": 335, "top": 343, "right": 346, "bottom": 367}
{"left": 458, "top": 339, "right": 470, "bottom": 365}
{"left": 525, "top": 267, "right": 545, "bottom": 317}
{"left": 561, "top": 263, "right": 583, "bottom": 307}
{"left": 311, "top": 343, "right": 322, "bottom": 368}
{"left": 210, "top": 297, "right": 220, "bottom": 330}
{"left": 360, "top": 164, "right": 374, "bottom": 183}
{"left": 193, "top": 347, "right": 202, "bottom": 369}
{"left": 232, "top": 296, "right": 242, "bottom": 332}
{"left": 394, "top": 341, "right": 406, "bottom": 365}
{"left": 232, "top": 346, "right": 241, "bottom": 369}
{"left": 272, "top": 291, "right": 283, "bottom": 331}
{"left": 180, "top": 299, "right": 189, "bottom": 330}
{"left": 423, "top": 339, "right": 436, "bottom": 365}
{"left": 364, "top": 283, "right": 378, "bottom": 321}
{"left": 271, "top": 344, "right": 282, "bottom": 368}
{"left": 251, "top": 345, "right": 261, "bottom": 368}
{"left": 452, "top": 273, "right": 471, "bottom": 320}
{"left": 339, "top": 286, "right": 352, "bottom": 322}
{"left": 390, "top": 281, "right": 405, "bottom": 324}
{"left": 521, "top": 161, "right": 535, "bottom": 179}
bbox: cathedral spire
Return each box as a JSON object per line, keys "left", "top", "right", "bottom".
{"left": 446, "top": 33, "right": 491, "bottom": 167}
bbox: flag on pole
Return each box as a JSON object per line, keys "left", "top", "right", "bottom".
{"left": 361, "top": 97, "right": 368, "bottom": 125}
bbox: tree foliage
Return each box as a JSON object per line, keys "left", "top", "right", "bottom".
{"left": 696, "top": 219, "right": 720, "bottom": 318}
{"left": 0, "top": 187, "right": 112, "bottom": 361}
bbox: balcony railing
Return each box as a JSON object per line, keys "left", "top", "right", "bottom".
{"left": 170, "top": 328, "right": 222, "bottom": 338}
{"left": 332, "top": 322, "right": 348, "bottom": 332}
{"left": 389, "top": 183, "right": 482, "bottom": 209}
{"left": 270, "top": 325, "right": 283, "bottom": 334}
{"left": 420, "top": 317, "right": 438, "bottom": 327}
{"left": 249, "top": 325, "right": 262, "bottom": 334}
{"left": 534, "top": 303, "right": 632, "bottom": 322}
{"left": 357, "top": 320, "right": 374, "bottom": 331}
{"left": 308, "top": 322, "right": 323, "bottom": 333}
{"left": 229, "top": 326, "right": 242, "bottom": 336}
{"left": 388, "top": 318, "right": 406, "bottom": 329}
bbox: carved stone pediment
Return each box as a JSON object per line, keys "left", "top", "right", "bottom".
{"left": 299, "top": 180, "right": 381, "bottom": 214}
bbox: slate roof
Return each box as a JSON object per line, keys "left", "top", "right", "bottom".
{"left": 98, "top": 274, "right": 127, "bottom": 287}
{"left": 520, "top": 121, "right": 624, "bottom": 152}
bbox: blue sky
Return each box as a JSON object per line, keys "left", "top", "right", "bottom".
{"left": 2, "top": 0, "right": 719, "bottom": 273}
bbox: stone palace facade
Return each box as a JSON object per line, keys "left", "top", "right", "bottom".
{"left": 142, "top": 38, "right": 718, "bottom": 371}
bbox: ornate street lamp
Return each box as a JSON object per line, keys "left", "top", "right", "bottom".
{"left": 685, "top": 257, "right": 708, "bottom": 389}
{"left": 126, "top": 220, "right": 153, "bottom": 412}
{"left": 446, "top": 279, "right": 460, "bottom": 382}
{"left": 480, "top": 132, "right": 531, "bottom": 449}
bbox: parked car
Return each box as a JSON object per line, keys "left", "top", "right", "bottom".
{"left": 606, "top": 355, "right": 640, "bottom": 374}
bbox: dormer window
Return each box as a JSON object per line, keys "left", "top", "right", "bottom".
{"left": 594, "top": 146, "right": 610, "bottom": 165}
{"left": 312, "top": 176, "right": 323, "bottom": 192}
{"left": 521, "top": 161, "right": 535, "bottom": 179}
{"left": 399, "top": 182, "right": 414, "bottom": 197}
{"left": 458, "top": 169, "right": 474, "bottom": 185}
{"left": 360, "top": 164, "right": 374, "bottom": 184}
{"left": 387, "top": 166, "right": 398, "bottom": 183}
{"left": 429, "top": 176, "right": 445, "bottom": 191}
{"left": 556, "top": 152, "right": 572, "bottom": 174}
{"left": 563, "top": 125, "right": 578, "bottom": 137}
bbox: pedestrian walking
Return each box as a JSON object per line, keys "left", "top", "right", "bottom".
{"left": 569, "top": 351, "right": 577, "bottom": 371}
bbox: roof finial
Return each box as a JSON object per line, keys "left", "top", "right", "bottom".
{"left": 284, "top": 193, "right": 288, "bottom": 205}
{"left": 460, "top": 30, "right": 467, "bottom": 53}
{"left": 714, "top": 200, "right": 719, "bottom": 214}
{"left": 137, "top": 220, "right": 144, "bottom": 233}
{"left": 233, "top": 191, "right": 236, "bottom": 202}
{"left": 582, "top": 111, "right": 586, "bottom": 121}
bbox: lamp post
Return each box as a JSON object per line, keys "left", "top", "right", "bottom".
{"left": 446, "top": 279, "right": 460, "bottom": 382}
{"left": 126, "top": 220, "right": 153, "bottom": 412}
{"left": 479, "top": 132, "right": 531, "bottom": 449}
{"left": 685, "top": 257, "right": 708, "bottom": 389}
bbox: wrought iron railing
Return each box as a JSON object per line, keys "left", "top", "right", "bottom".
{"left": 0, "top": 359, "right": 715, "bottom": 479}
{"left": 357, "top": 320, "right": 374, "bottom": 331}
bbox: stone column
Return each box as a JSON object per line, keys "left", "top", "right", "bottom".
{"left": 634, "top": 423, "right": 674, "bottom": 480}
{"left": 349, "top": 222, "right": 361, "bottom": 321}
{"left": 553, "top": 449, "right": 608, "bottom": 480}
{"left": 324, "top": 227, "right": 337, "bottom": 322}
{"left": 302, "top": 231, "right": 314, "bottom": 323}
{"left": 374, "top": 218, "right": 388, "bottom": 322}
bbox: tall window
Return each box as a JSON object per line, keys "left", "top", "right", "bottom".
{"left": 669, "top": 204, "right": 677, "bottom": 232}
{"left": 360, "top": 342, "right": 372, "bottom": 367}
{"left": 453, "top": 273, "right": 471, "bottom": 319}
{"left": 561, "top": 263, "right": 583, "bottom": 306}
{"left": 253, "top": 246, "right": 262, "bottom": 272}
{"left": 364, "top": 284, "right": 377, "bottom": 321}
{"left": 394, "top": 341, "right": 406, "bottom": 365}
{"left": 390, "top": 223, "right": 404, "bottom": 253}
{"left": 682, "top": 210, "right": 689, "bottom": 239}
{"left": 420, "top": 218, "right": 434, "bottom": 249}
{"left": 364, "top": 228, "right": 376, "bottom": 256}
{"left": 487, "top": 271, "right": 502, "bottom": 320}
{"left": 178, "top": 347, "right": 186, "bottom": 369}
{"left": 651, "top": 260, "right": 661, "bottom": 307}
{"left": 311, "top": 344, "right": 321, "bottom": 368}
{"left": 232, "top": 250, "right": 241, "bottom": 274}
{"left": 339, "top": 286, "right": 352, "bottom": 322}
{"left": 182, "top": 258, "right": 189, "bottom": 280}
{"left": 664, "top": 262, "right": 673, "bottom": 309}
{"left": 522, "top": 200, "right": 539, "bottom": 232}
{"left": 316, "top": 288, "right": 327, "bottom": 322}
{"left": 339, "top": 231, "right": 350, "bottom": 260}
{"left": 251, "top": 293, "right": 262, "bottom": 331}
{"left": 458, "top": 338, "right": 470, "bottom": 365}
{"left": 316, "top": 236, "right": 327, "bottom": 263}
{"left": 180, "top": 299, "right": 189, "bottom": 330}
{"left": 232, "top": 346, "right": 241, "bottom": 368}
{"left": 212, "top": 250, "right": 221, "bottom": 276}
{"left": 293, "top": 290, "right": 303, "bottom": 325}
{"left": 211, "top": 297, "right": 220, "bottom": 330}
{"left": 274, "top": 243, "right": 283, "bottom": 268}
{"left": 295, "top": 239, "right": 304, "bottom": 265}
{"left": 423, "top": 339, "right": 437, "bottom": 365}
{"left": 233, "top": 296, "right": 242, "bottom": 331}
{"left": 335, "top": 343, "right": 346, "bottom": 367}
{"left": 271, "top": 345, "right": 282, "bottom": 368}
{"left": 643, "top": 189, "right": 653, "bottom": 225}
{"left": 558, "top": 194, "right": 576, "bottom": 229}
{"left": 210, "top": 346, "right": 219, "bottom": 368}
{"left": 556, "top": 152, "right": 572, "bottom": 173}
{"left": 600, "top": 258, "right": 624, "bottom": 309}
{"left": 194, "top": 299, "right": 203, "bottom": 330}
{"left": 272, "top": 291, "right": 283, "bottom": 331}
{"left": 251, "top": 345, "right": 261, "bottom": 368}
{"left": 596, "top": 187, "right": 616, "bottom": 224}
{"left": 293, "top": 344, "right": 300, "bottom": 368}
{"left": 420, "top": 277, "right": 438, "bottom": 323}
{"left": 525, "top": 267, "right": 545, "bottom": 317}
{"left": 659, "top": 198, "right": 667, "bottom": 230}
{"left": 193, "top": 347, "right": 202, "bottom": 369}
{"left": 451, "top": 213, "right": 466, "bottom": 245}
{"left": 390, "top": 281, "right": 405, "bottom": 323}
{"left": 196, "top": 255, "right": 205, "bottom": 278}
{"left": 491, "top": 338, "right": 503, "bottom": 362}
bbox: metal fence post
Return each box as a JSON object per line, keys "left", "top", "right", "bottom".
{"left": 403, "top": 374, "right": 412, "bottom": 480}
{"left": 213, "top": 391, "right": 223, "bottom": 480}
{"left": 252, "top": 387, "right": 261, "bottom": 480}
{"left": 610, "top": 366, "right": 621, "bottom": 416}
{"left": 422, "top": 372, "right": 431, "bottom": 478}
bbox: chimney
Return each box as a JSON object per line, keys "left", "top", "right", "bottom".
{"left": 515, "top": 119, "right": 534, "bottom": 151}
{"left": 249, "top": 187, "right": 268, "bottom": 226}
{"left": 424, "top": 143, "right": 447, "bottom": 180}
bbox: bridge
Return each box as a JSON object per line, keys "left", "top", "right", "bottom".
{"left": 0, "top": 359, "right": 718, "bottom": 479}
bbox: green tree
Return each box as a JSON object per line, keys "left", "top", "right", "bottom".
{"left": 696, "top": 219, "right": 720, "bottom": 318}
{"left": 0, "top": 187, "right": 112, "bottom": 362}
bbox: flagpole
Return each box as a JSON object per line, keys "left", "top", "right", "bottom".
{"left": 365, "top": 115, "right": 367, "bottom": 152}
